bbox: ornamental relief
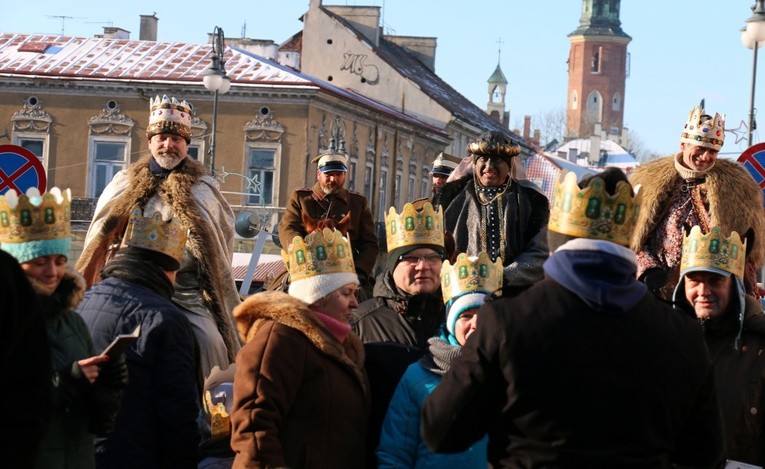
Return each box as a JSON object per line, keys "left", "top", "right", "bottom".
{"left": 12, "top": 99, "right": 52, "bottom": 133}
{"left": 88, "top": 101, "right": 134, "bottom": 136}
{"left": 244, "top": 113, "right": 285, "bottom": 143}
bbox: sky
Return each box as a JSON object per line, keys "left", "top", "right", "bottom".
{"left": 2, "top": 1, "right": 762, "bottom": 159}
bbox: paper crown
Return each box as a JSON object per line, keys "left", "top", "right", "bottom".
{"left": 146, "top": 95, "right": 192, "bottom": 142}
{"left": 680, "top": 105, "right": 725, "bottom": 151}
{"left": 441, "top": 252, "right": 503, "bottom": 304}
{"left": 466, "top": 131, "right": 520, "bottom": 159}
{"left": 548, "top": 171, "right": 641, "bottom": 247}
{"left": 123, "top": 208, "right": 188, "bottom": 262}
{"left": 680, "top": 225, "right": 746, "bottom": 280}
{"left": 0, "top": 187, "right": 71, "bottom": 244}
{"left": 203, "top": 387, "right": 231, "bottom": 440}
{"left": 430, "top": 152, "right": 460, "bottom": 175}
{"left": 385, "top": 202, "right": 445, "bottom": 253}
{"left": 281, "top": 228, "right": 356, "bottom": 282}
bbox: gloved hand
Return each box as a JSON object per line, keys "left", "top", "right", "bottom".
{"left": 639, "top": 267, "right": 668, "bottom": 297}
{"left": 97, "top": 354, "right": 129, "bottom": 390}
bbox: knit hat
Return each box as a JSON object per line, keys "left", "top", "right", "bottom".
{"left": 283, "top": 228, "right": 359, "bottom": 305}
{"left": 146, "top": 95, "right": 192, "bottom": 143}
{"left": 445, "top": 292, "right": 488, "bottom": 341}
{"left": 0, "top": 187, "right": 71, "bottom": 264}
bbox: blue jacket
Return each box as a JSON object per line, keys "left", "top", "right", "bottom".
{"left": 377, "top": 360, "right": 487, "bottom": 468}
{"left": 77, "top": 275, "right": 200, "bottom": 468}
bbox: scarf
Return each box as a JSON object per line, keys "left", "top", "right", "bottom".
{"left": 418, "top": 334, "right": 461, "bottom": 376}
{"left": 101, "top": 254, "right": 175, "bottom": 299}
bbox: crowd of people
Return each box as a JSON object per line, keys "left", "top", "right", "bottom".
{"left": 4, "top": 97, "right": 765, "bottom": 468}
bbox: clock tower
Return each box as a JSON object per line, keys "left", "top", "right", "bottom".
{"left": 566, "top": 0, "right": 631, "bottom": 144}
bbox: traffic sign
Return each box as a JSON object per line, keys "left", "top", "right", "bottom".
{"left": 0, "top": 144, "right": 47, "bottom": 195}
{"left": 738, "top": 142, "right": 765, "bottom": 208}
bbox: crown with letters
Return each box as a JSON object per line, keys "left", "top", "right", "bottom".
{"left": 680, "top": 225, "right": 746, "bottom": 280}
{"left": 146, "top": 95, "right": 192, "bottom": 142}
{"left": 0, "top": 187, "right": 71, "bottom": 244}
{"left": 680, "top": 105, "right": 725, "bottom": 151}
{"left": 548, "top": 171, "right": 641, "bottom": 247}
{"left": 123, "top": 208, "right": 188, "bottom": 262}
{"left": 385, "top": 201, "right": 444, "bottom": 253}
{"left": 281, "top": 228, "right": 356, "bottom": 282}
{"left": 441, "top": 252, "right": 503, "bottom": 304}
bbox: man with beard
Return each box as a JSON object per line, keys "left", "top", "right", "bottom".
{"left": 440, "top": 130, "right": 550, "bottom": 292}
{"left": 77, "top": 95, "right": 240, "bottom": 379}
{"left": 278, "top": 138, "right": 378, "bottom": 296}
{"left": 428, "top": 152, "right": 459, "bottom": 210}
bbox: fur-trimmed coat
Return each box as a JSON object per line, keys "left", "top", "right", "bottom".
{"left": 76, "top": 156, "right": 240, "bottom": 365}
{"left": 231, "top": 291, "right": 369, "bottom": 468}
{"left": 630, "top": 155, "right": 765, "bottom": 275}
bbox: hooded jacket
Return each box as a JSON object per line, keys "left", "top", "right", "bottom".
{"left": 230, "top": 291, "right": 369, "bottom": 468}
{"left": 674, "top": 272, "right": 765, "bottom": 466}
{"left": 422, "top": 239, "right": 724, "bottom": 467}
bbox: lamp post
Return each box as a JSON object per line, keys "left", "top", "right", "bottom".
{"left": 744, "top": 1, "right": 765, "bottom": 147}
{"left": 202, "top": 26, "right": 231, "bottom": 177}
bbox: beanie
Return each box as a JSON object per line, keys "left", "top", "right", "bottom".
{"left": 289, "top": 271, "right": 359, "bottom": 306}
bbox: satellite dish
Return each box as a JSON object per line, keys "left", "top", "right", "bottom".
{"left": 235, "top": 211, "right": 258, "bottom": 238}
{"left": 270, "top": 223, "right": 282, "bottom": 248}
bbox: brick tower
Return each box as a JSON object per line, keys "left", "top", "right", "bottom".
{"left": 566, "top": 0, "right": 631, "bottom": 144}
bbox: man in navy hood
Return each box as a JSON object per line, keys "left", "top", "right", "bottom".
{"left": 421, "top": 167, "right": 724, "bottom": 467}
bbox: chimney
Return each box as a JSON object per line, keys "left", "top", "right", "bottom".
{"left": 101, "top": 27, "right": 130, "bottom": 40}
{"left": 384, "top": 36, "right": 437, "bottom": 72}
{"left": 523, "top": 115, "right": 531, "bottom": 140}
{"left": 140, "top": 14, "right": 158, "bottom": 41}
{"left": 324, "top": 5, "right": 381, "bottom": 46}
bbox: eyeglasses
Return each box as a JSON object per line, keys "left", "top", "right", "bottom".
{"left": 398, "top": 253, "right": 443, "bottom": 266}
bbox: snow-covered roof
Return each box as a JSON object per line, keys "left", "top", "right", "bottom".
{"left": 554, "top": 138, "right": 638, "bottom": 168}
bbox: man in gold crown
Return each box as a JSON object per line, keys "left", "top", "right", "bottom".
{"left": 77, "top": 95, "right": 240, "bottom": 378}
{"left": 672, "top": 225, "right": 765, "bottom": 467}
{"left": 351, "top": 201, "right": 447, "bottom": 467}
{"left": 439, "top": 130, "right": 549, "bottom": 291}
{"left": 77, "top": 208, "right": 200, "bottom": 467}
{"left": 423, "top": 168, "right": 724, "bottom": 467}
{"left": 630, "top": 105, "right": 765, "bottom": 300}
{"left": 278, "top": 133, "right": 379, "bottom": 297}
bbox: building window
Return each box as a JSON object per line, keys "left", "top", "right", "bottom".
{"left": 18, "top": 138, "right": 44, "bottom": 158}
{"left": 612, "top": 92, "right": 622, "bottom": 111}
{"left": 348, "top": 158, "right": 358, "bottom": 192}
{"left": 408, "top": 175, "right": 415, "bottom": 201}
{"left": 89, "top": 139, "right": 128, "bottom": 197}
{"left": 187, "top": 145, "right": 201, "bottom": 161}
{"left": 394, "top": 172, "right": 402, "bottom": 208}
{"left": 571, "top": 90, "right": 579, "bottom": 110}
{"left": 246, "top": 147, "right": 276, "bottom": 206}
{"left": 364, "top": 163, "right": 373, "bottom": 197}
{"left": 421, "top": 179, "right": 428, "bottom": 198}
{"left": 377, "top": 168, "right": 388, "bottom": 222}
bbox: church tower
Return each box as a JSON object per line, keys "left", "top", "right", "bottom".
{"left": 566, "top": 0, "right": 630, "bottom": 144}
{"left": 487, "top": 63, "right": 509, "bottom": 128}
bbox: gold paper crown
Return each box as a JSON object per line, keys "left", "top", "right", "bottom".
{"left": 123, "top": 208, "right": 188, "bottom": 262}
{"left": 385, "top": 202, "right": 445, "bottom": 253}
{"left": 441, "top": 252, "right": 503, "bottom": 304}
{"left": 548, "top": 171, "right": 641, "bottom": 246}
{"left": 0, "top": 187, "right": 71, "bottom": 244}
{"left": 146, "top": 95, "right": 192, "bottom": 141}
{"left": 281, "top": 228, "right": 356, "bottom": 282}
{"left": 680, "top": 225, "right": 746, "bottom": 280}
{"left": 466, "top": 131, "right": 521, "bottom": 159}
{"left": 680, "top": 105, "right": 725, "bottom": 151}
{"left": 203, "top": 390, "right": 231, "bottom": 440}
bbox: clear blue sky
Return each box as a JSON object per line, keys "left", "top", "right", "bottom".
{"left": 2, "top": 1, "right": 760, "bottom": 158}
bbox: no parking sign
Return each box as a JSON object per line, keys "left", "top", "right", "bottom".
{"left": 0, "top": 144, "right": 46, "bottom": 195}
{"left": 738, "top": 142, "right": 765, "bottom": 208}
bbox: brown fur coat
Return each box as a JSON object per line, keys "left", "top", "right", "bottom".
{"left": 76, "top": 155, "right": 240, "bottom": 362}
{"left": 630, "top": 155, "right": 765, "bottom": 269}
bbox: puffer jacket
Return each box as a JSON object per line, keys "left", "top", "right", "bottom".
{"left": 230, "top": 291, "right": 369, "bottom": 468}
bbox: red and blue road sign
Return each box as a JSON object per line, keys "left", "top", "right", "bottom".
{"left": 0, "top": 144, "right": 47, "bottom": 195}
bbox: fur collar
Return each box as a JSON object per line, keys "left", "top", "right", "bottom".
{"left": 30, "top": 267, "right": 86, "bottom": 316}
{"left": 630, "top": 155, "right": 765, "bottom": 267}
{"left": 234, "top": 290, "right": 367, "bottom": 393}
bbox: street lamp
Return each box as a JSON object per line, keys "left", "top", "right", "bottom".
{"left": 744, "top": 1, "right": 765, "bottom": 147}
{"left": 203, "top": 26, "right": 231, "bottom": 177}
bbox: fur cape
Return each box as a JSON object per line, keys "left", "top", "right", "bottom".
{"left": 75, "top": 155, "right": 240, "bottom": 362}
{"left": 630, "top": 155, "right": 765, "bottom": 269}
{"left": 234, "top": 290, "right": 368, "bottom": 394}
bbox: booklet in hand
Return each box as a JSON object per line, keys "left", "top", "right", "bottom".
{"left": 101, "top": 324, "right": 141, "bottom": 358}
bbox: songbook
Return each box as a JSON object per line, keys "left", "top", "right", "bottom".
{"left": 101, "top": 324, "right": 141, "bottom": 358}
